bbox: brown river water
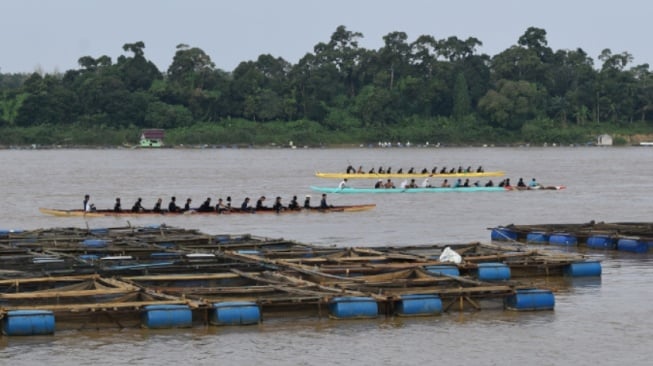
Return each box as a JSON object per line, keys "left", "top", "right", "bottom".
{"left": 0, "top": 147, "right": 652, "bottom": 365}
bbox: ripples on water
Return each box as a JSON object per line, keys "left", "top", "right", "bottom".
{"left": 1, "top": 147, "right": 652, "bottom": 365}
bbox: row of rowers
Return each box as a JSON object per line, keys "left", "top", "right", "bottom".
{"left": 84, "top": 194, "right": 332, "bottom": 213}
{"left": 345, "top": 165, "right": 485, "bottom": 174}
{"left": 338, "top": 177, "right": 540, "bottom": 189}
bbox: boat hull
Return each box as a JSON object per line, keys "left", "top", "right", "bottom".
{"left": 311, "top": 186, "right": 565, "bottom": 193}
{"left": 316, "top": 171, "right": 505, "bottom": 179}
{"left": 39, "top": 204, "right": 376, "bottom": 217}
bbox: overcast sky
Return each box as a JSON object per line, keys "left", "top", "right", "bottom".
{"left": 2, "top": 0, "right": 650, "bottom": 74}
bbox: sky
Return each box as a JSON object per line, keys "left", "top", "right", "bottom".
{"left": 1, "top": 0, "right": 650, "bottom": 74}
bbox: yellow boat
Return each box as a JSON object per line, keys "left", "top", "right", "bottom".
{"left": 315, "top": 171, "right": 505, "bottom": 179}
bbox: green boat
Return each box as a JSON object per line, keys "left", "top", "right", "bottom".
{"left": 310, "top": 186, "right": 565, "bottom": 194}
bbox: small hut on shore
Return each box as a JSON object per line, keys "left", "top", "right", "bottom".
{"left": 140, "top": 129, "right": 165, "bottom": 147}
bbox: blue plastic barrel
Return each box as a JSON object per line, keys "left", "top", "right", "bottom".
{"left": 565, "top": 261, "right": 602, "bottom": 277}
{"left": 491, "top": 228, "right": 517, "bottom": 241}
{"left": 586, "top": 235, "right": 616, "bottom": 249}
{"left": 549, "top": 233, "right": 578, "bottom": 246}
{"left": 526, "top": 232, "right": 549, "bottom": 244}
{"left": 211, "top": 301, "right": 261, "bottom": 325}
{"left": 2, "top": 310, "right": 55, "bottom": 336}
{"left": 424, "top": 265, "right": 460, "bottom": 276}
{"left": 477, "top": 263, "right": 511, "bottom": 281}
{"left": 396, "top": 294, "right": 442, "bottom": 316}
{"left": 81, "top": 239, "right": 107, "bottom": 248}
{"left": 141, "top": 304, "right": 192, "bottom": 328}
{"left": 328, "top": 296, "right": 378, "bottom": 319}
{"left": 617, "top": 238, "right": 648, "bottom": 253}
{"left": 505, "top": 289, "right": 555, "bottom": 311}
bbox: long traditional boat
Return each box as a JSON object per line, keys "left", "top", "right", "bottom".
{"left": 39, "top": 204, "right": 376, "bottom": 217}
{"left": 315, "top": 171, "right": 505, "bottom": 179}
{"left": 310, "top": 186, "right": 565, "bottom": 194}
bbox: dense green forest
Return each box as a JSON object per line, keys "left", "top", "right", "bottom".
{"left": 1, "top": 26, "right": 652, "bottom": 147}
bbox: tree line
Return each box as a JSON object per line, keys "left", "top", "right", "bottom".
{"left": 1, "top": 26, "right": 652, "bottom": 146}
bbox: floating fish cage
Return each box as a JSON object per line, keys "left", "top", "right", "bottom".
{"left": 491, "top": 222, "right": 653, "bottom": 254}
{"left": 0, "top": 225, "right": 612, "bottom": 335}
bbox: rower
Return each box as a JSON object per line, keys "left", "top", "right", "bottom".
{"left": 303, "top": 195, "right": 311, "bottom": 208}
{"left": 131, "top": 197, "right": 144, "bottom": 212}
{"left": 198, "top": 197, "right": 213, "bottom": 212}
{"left": 256, "top": 196, "right": 267, "bottom": 210}
{"left": 168, "top": 196, "right": 180, "bottom": 212}
{"left": 114, "top": 198, "right": 121, "bottom": 213}
{"left": 272, "top": 196, "right": 285, "bottom": 213}
{"left": 288, "top": 196, "right": 299, "bottom": 210}
{"left": 338, "top": 178, "right": 348, "bottom": 189}
{"left": 241, "top": 197, "right": 253, "bottom": 212}
{"left": 320, "top": 194, "right": 331, "bottom": 209}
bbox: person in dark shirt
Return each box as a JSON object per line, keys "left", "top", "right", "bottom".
{"left": 256, "top": 196, "right": 266, "bottom": 210}
{"left": 131, "top": 197, "right": 144, "bottom": 212}
{"left": 272, "top": 196, "right": 285, "bottom": 213}
{"left": 320, "top": 194, "right": 331, "bottom": 209}
{"left": 152, "top": 198, "right": 163, "bottom": 213}
{"left": 241, "top": 197, "right": 252, "bottom": 212}
{"left": 517, "top": 178, "right": 526, "bottom": 187}
{"left": 183, "top": 198, "right": 192, "bottom": 211}
{"left": 288, "top": 196, "right": 299, "bottom": 210}
{"left": 113, "top": 197, "right": 122, "bottom": 213}
{"left": 198, "top": 197, "right": 213, "bottom": 212}
{"left": 168, "top": 196, "right": 180, "bottom": 212}
{"left": 303, "top": 195, "right": 311, "bottom": 208}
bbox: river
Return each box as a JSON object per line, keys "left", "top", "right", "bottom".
{"left": 0, "top": 146, "right": 651, "bottom": 365}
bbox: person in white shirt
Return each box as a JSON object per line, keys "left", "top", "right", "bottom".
{"left": 338, "top": 178, "right": 348, "bottom": 189}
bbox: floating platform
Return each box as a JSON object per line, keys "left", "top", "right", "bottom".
{"left": 490, "top": 221, "right": 653, "bottom": 253}
{"left": 0, "top": 225, "right": 607, "bottom": 335}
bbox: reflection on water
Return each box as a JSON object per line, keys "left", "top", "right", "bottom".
{"left": 1, "top": 147, "right": 652, "bottom": 365}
